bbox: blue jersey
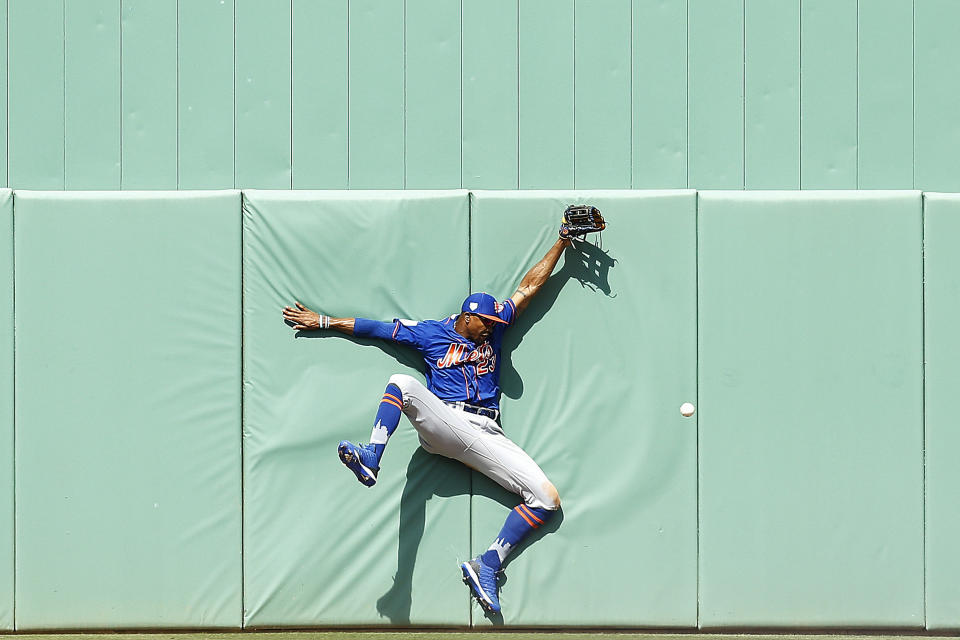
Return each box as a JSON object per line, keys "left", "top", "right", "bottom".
{"left": 354, "top": 298, "right": 516, "bottom": 409}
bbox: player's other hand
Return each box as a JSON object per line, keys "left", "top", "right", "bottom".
{"left": 282, "top": 301, "right": 321, "bottom": 330}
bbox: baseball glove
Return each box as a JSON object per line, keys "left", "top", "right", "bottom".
{"left": 559, "top": 204, "right": 606, "bottom": 240}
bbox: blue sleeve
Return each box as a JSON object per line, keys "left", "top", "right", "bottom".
{"left": 353, "top": 317, "right": 424, "bottom": 349}
{"left": 353, "top": 318, "right": 400, "bottom": 341}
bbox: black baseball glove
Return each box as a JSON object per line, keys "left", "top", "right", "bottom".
{"left": 559, "top": 204, "right": 606, "bottom": 240}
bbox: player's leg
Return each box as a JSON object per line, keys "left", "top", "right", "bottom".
{"left": 456, "top": 424, "right": 560, "bottom": 613}
{"left": 337, "top": 379, "right": 404, "bottom": 487}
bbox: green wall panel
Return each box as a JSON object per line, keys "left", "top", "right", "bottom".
{"left": 65, "top": 0, "right": 120, "bottom": 190}
{"left": 698, "top": 191, "right": 924, "bottom": 627}
{"left": 923, "top": 192, "right": 960, "bottom": 630}
{"left": 14, "top": 191, "right": 242, "bottom": 629}
{"left": 121, "top": 0, "right": 177, "bottom": 189}
{"left": 744, "top": 0, "right": 799, "bottom": 189}
{"left": 470, "top": 191, "right": 697, "bottom": 626}
{"left": 518, "top": 0, "right": 572, "bottom": 189}
{"left": 800, "top": 0, "right": 857, "bottom": 189}
{"left": 914, "top": 0, "right": 960, "bottom": 192}
{"left": 179, "top": 0, "right": 235, "bottom": 190}
{"left": 9, "top": 0, "right": 64, "bottom": 189}
{"left": 405, "top": 0, "right": 461, "bottom": 189}
{"left": 242, "top": 190, "right": 471, "bottom": 626}
{"left": 0, "top": 6, "right": 7, "bottom": 187}
{"left": 349, "top": 0, "right": 404, "bottom": 189}
{"left": 292, "top": 0, "right": 348, "bottom": 189}
{"left": 236, "top": 0, "right": 291, "bottom": 189}
{"left": 688, "top": 0, "right": 744, "bottom": 189}
{"left": 0, "top": 191, "right": 12, "bottom": 630}
{"left": 462, "top": 0, "right": 518, "bottom": 189}
{"left": 858, "top": 0, "right": 913, "bottom": 189}
{"left": 574, "top": 0, "right": 631, "bottom": 189}
{"left": 632, "top": 0, "right": 687, "bottom": 189}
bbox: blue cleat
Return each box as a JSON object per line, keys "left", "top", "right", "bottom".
{"left": 460, "top": 556, "right": 501, "bottom": 613}
{"left": 337, "top": 440, "right": 379, "bottom": 487}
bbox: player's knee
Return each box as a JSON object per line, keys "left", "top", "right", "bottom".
{"left": 543, "top": 482, "right": 561, "bottom": 509}
{"left": 388, "top": 373, "right": 416, "bottom": 396}
{"left": 529, "top": 481, "right": 560, "bottom": 511}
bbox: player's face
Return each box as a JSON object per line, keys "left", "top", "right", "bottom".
{"left": 467, "top": 313, "right": 494, "bottom": 342}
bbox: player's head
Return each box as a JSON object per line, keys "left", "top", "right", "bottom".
{"left": 461, "top": 292, "right": 507, "bottom": 326}
{"left": 459, "top": 292, "right": 507, "bottom": 342}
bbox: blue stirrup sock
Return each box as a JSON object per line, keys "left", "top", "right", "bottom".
{"left": 480, "top": 504, "right": 555, "bottom": 570}
{"left": 369, "top": 383, "right": 403, "bottom": 464}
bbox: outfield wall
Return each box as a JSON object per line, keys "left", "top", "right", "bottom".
{"left": 0, "top": 1, "right": 957, "bottom": 191}
{"left": 2, "top": 190, "right": 957, "bottom": 630}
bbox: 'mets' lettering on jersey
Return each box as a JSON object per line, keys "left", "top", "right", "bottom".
{"left": 436, "top": 342, "right": 496, "bottom": 374}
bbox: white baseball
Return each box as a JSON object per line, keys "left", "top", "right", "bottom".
{"left": 680, "top": 402, "right": 696, "bottom": 417}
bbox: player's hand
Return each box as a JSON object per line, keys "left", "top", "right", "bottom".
{"left": 282, "top": 301, "right": 322, "bottom": 330}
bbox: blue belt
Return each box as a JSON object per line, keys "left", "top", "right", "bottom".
{"left": 445, "top": 401, "right": 500, "bottom": 422}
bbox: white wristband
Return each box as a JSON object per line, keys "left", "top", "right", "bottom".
{"left": 319, "top": 315, "right": 330, "bottom": 329}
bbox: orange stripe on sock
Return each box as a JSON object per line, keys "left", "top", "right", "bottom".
{"left": 383, "top": 392, "right": 402, "bottom": 405}
{"left": 519, "top": 504, "right": 544, "bottom": 525}
{"left": 514, "top": 506, "right": 537, "bottom": 528}
{"left": 381, "top": 397, "right": 403, "bottom": 411}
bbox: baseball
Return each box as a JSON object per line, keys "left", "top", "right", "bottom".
{"left": 680, "top": 402, "right": 696, "bottom": 417}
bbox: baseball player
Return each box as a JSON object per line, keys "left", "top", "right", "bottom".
{"left": 282, "top": 210, "right": 604, "bottom": 613}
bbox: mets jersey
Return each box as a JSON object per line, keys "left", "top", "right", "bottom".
{"left": 354, "top": 298, "right": 516, "bottom": 409}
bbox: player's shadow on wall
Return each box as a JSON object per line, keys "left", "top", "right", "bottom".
{"left": 499, "top": 239, "right": 617, "bottom": 401}
{"left": 375, "top": 447, "right": 564, "bottom": 625}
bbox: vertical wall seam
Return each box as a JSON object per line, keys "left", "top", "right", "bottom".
{"left": 572, "top": 0, "right": 576, "bottom": 189}
{"left": 232, "top": 0, "right": 236, "bottom": 189}
{"left": 741, "top": 0, "right": 745, "bottom": 190}
{"left": 10, "top": 191, "right": 15, "bottom": 630}
{"left": 289, "top": 0, "right": 293, "bottom": 190}
{"left": 5, "top": 0, "right": 8, "bottom": 188}
{"left": 402, "top": 0, "right": 406, "bottom": 190}
{"left": 176, "top": 0, "right": 180, "bottom": 190}
{"left": 515, "top": 0, "right": 519, "bottom": 190}
{"left": 239, "top": 191, "right": 246, "bottom": 628}
{"left": 798, "top": 0, "right": 802, "bottom": 189}
{"left": 920, "top": 191, "right": 927, "bottom": 627}
{"left": 685, "top": 0, "right": 689, "bottom": 189}
{"left": 466, "top": 190, "right": 473, "bottom": 627}
{"left": 61, "top": 0, "right": 65, "bottom": 189}
{"left": 694, "top": 189, "right": 699, "bottom": 630}
{"left": 119, "top": 0, "right": 123, "bottom": 188}
{"left": 628, "top": 0, "right": 633, "bottom": 190}
{"left": 347, "top": 0, "right": 352, "bottom": 189}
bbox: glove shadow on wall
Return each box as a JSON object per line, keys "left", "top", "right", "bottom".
{"left": 499, "top": 240, "right": 617, "bottom": 402}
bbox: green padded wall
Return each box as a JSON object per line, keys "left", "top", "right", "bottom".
{"left": 923, "top": 193, "right": 960, "bottom": 630}
{"left": 14, "top": 192, "right": 242, "bottom": 629}
{"left": 470, "top": 191, "right": 697, "bottom": 626}
{"left": 242, "top": 191, "right": 471, "bottom": 626}
{"left": 0, "top": 191, "right": 12, "bottom": 629}
{"left": 698, "top": 191, "right": 923, "bottom": 627}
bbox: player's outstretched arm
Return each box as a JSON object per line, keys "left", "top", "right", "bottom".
{"left": 509, "top": 237, "right": 571, "bottom": 316}
{"left": 282, "top": 301, "right": 356, "bottom": 335}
